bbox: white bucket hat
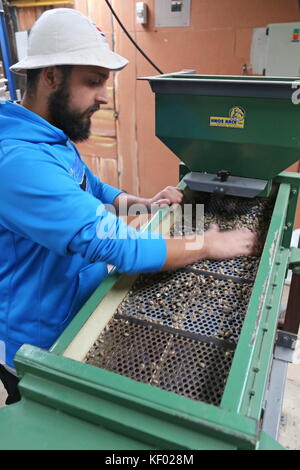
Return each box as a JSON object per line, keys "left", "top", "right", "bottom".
{"left": 10, "top": 8, "right": 128, "bottom": 74}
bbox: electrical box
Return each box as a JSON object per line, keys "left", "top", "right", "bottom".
{"left": 155, "top": 0, "right": 191, "bottom": 28}
{"left": 250, "top": 28, "right": 268, "bottom": 75}
{"left": 136, "top": 2, "right": 148, "bottom": 25}
{"left": 251, "top": 22, "right": 300, "bottom": 76}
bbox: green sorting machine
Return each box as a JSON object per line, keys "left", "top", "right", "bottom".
{"left": 1, "top": 73, "right": 300, "bottom": 450}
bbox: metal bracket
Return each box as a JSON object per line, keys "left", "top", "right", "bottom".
{"left": 183, "top": 171, "right": 268, "bottom": 198}
{"left": 276, "top": 330, "right": 297, "bottom": 351}
{"left": 289, "top": 247, "right": 300, "bottom": 274}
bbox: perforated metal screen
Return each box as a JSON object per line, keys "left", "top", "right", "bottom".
{"left": 115, "top": 268, "right": 253, "bottom": 343}
{"left": 86, "top": 318, "right": 234, "bottom": 405}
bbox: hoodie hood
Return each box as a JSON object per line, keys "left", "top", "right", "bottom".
{"left": 0, "top": 100, "right": 67, "bottom": 144}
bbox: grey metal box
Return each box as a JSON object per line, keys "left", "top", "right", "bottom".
{"left": 155, "top": 0, "right": 191, "bottom": 28}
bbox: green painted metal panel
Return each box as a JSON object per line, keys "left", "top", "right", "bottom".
{"left": 256, "top": 431, "right": 286, "bottom": 450}
{"left": 156, "top": 93, "right": 300, "bottom": 180}
{"left": 221, "top": 183, "right": 291, "bottom": 415}
{"left": 275, "top": 172, "right": 300, "bottom": 248}
{"left": 140, "top": 73, "right": 300, "bottom": 182}
{"left": 240, "top": 248, "right": 290, "bottom": 419}
{"left": 5, "top": 345, "right": 259, "bottom": 450}
{"left": 0, "top": 400, "right": 151, "bottom": 450}
{"left": 275, "top": 171, "right": 300, "bottom": 184}
{"left": 289, "top": 247, "right": 300, "bottom": 274}
{"left": 157, "top": 74, "right": 300, "bottom": 83}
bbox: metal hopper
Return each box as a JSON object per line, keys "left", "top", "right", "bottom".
{"left": 142, "top": 73, "right": 300, "bottom": 197}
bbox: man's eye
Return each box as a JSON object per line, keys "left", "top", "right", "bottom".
{"left": 89, "top": 81, "right": 101, "bottom": 87}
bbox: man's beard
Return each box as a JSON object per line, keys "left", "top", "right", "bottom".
{"left": 48, "top": 79, "right": 98, "bottom": 142}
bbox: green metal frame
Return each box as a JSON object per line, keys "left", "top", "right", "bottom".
{"left": 1, "top": 173, "right": 299, "bottom": 450}
{"left": 222, "top": 180, "right": 292, "bottom": 419}
{"left": 9, "top": 346, "right": 257, "bottom": 450}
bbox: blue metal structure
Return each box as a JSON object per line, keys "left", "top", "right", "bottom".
{"left": 0, "top": 0, "right": 16, "bottom": 100}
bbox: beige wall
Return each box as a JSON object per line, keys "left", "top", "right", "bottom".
{"left": 15, "top": 0, "right": 300, "bottom": 226}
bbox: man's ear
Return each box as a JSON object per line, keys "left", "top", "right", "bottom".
{"left": 40, "top": 67, "right": 61, "bottom": 90}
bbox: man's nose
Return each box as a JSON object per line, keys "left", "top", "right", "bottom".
{"left": 96, "top": 86, "right": 108, "bottom": 105}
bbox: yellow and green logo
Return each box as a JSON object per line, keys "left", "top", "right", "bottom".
{"left": 210, "top": 106, "right": 245, "bottom": 129}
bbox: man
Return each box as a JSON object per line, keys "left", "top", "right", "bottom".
{"left": 0, "top": 8, "right": 256, "bottom": 405}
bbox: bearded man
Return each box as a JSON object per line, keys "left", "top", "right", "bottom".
{"left": 0, "top": 8, "right": 256, "bottom": 404}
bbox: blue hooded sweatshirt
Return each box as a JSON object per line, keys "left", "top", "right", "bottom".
{"left": 0, "top": 101, "right": 167, "bottom": 367}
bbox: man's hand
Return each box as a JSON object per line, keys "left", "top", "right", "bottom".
{"left": 162, "top": 224, "right": 258, "bottom": 271}
{"left": 150, "top": 186, "right": 183, "bottom": 208}
{"left": 202, "top": 224, "right": 258, "bottom": 259}
{"left": 114, "top": 186, "right": 183, "bottom": 214}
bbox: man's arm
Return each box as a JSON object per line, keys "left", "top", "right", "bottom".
{"left": 114, "top": 188, "right": 257, "bottom": 267}
{"left": 0, "top": 150, "right": 257, "bottom": 274}
{"left": 162, "top": 225, "right": 257, "bottom": 271}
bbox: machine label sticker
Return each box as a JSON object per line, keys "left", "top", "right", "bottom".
{"left": 210, "top": 106, "right": 245, "bottom": 129}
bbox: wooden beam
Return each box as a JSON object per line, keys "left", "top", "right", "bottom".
{"left": 10, "top": 1, "right": 74, "bottom": 8}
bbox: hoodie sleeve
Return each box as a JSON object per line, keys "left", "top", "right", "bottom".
{"left": 83, "top": 162, "right": 124, "bottom": 205}
{"left": 0, "top": 150, "right": 167, "bottom": 273}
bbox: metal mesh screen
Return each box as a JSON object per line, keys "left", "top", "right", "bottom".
{"left": 86, "top": 318, "right": 234, "bottom": 405}
{"left": 116, "top": 269, "right": 252, "bottom": 343}
{"left": 188, "top": 256, "right": 260, "bottom": 281}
